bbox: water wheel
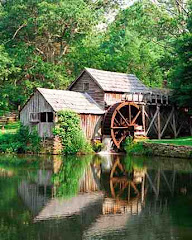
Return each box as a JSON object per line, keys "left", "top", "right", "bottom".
{"left": 102, "top": 102, "right": 141, "bottom": 149}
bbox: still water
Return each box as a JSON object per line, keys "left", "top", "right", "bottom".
{"left": 1, "top": 154, "right": 192, "bottom": 240}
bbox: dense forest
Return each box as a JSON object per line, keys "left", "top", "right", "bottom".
{"left": 0, "top": 0, "right": 191, "bottom": 111}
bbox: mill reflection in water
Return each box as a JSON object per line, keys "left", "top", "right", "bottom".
{"left": 1, "top": 154, "right": 192, "bottom": 240}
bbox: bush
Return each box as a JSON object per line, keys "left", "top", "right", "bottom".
{"left": 123, "top": 137, "right": 152, "bottom": 156}
{"left": 0, "top": 124, "right": 41, "bottom": 154}
{"left": 91, "top": 139, "right": 103, "bottom": 152}
{"left": 53, "top": 110, "right": 92, "bottom": 155}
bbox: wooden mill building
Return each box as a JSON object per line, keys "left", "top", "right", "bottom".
{"left": 20, "top": 68, "right": 191, "bottom": 149}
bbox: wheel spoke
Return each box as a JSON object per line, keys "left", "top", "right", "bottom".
{"left": 117, "top": 109, "right": 129, "bottom": 126}
{"left": 131, "top": 110, "right": 141, "bottom": 125}
{"left": 114, "top": 117, "right": 121, "bottom": 126}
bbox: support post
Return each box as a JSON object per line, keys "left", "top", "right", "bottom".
{"left": 157, "top": 105, "right": 161, "bottom": 139}
{"left": 160, "top": 107, "right": 174, "bottom": 138}
{"left": 172, "top": 108, "right": 177, "bottom": 138}
{"left": 146, "top": 107, "right": 159, "bottom": 136}
{"left": 142, "top": 105, "right": 146, "bottom": 135}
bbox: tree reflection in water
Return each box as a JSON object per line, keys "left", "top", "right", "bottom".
{"left": 1, "top": 154, "right": 192, "bottom": 240}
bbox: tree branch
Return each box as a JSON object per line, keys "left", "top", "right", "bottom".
{"left": 12, "top": 23, "right": 27, "bottom": 40}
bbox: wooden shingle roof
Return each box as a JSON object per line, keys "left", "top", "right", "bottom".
{"left": 37, "top": 88, "right": 104, "bottom": 114}
{"left": 69, "top": 68, "right": 148, "bottom": 93}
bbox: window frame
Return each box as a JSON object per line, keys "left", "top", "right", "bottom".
{"left": 83, "top": 82, "right": 90, "bottom": 91}
{"left": 29, "top": 112, "right": 54, "bottom": 123}
{"left": 29, "top": 112, "right": 40, "bottom": 123}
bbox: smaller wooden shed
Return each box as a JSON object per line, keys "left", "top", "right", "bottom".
{"left": 20, "top": 88, "right": 104, "bottom": 139}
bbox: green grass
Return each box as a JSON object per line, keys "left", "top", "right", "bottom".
{"left": 149, "top": 136, "right": 192, "bottom": 146}
{"left": 0, "top": 122, "right": 20, "bottom": 137}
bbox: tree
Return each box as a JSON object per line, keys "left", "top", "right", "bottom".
{"left": 0, "top": 0, "right": 116, "bottom": 109}
{"left": 171, "top": 1, "right": 192, "bottom": 107}
{"left": 69, "top": 0, "right": 176, "bottom": 87}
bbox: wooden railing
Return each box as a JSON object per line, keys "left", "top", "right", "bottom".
{"left": 122, "top": 91, "right": 170, "bottom": 105}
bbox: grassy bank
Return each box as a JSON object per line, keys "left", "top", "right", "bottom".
{"left": 124, "top": 136, "right": 192, "bottom": 157}
{"left": 0, "top": 122, "right": 19, "bottom": 136}
{"left": 149, "top": 137, "right": 192, "bottom": 146}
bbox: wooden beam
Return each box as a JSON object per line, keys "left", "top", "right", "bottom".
{"left": 129, "top": 104, "right": 131, "bottom": 124}
{"left": 142, "top": 105, "right": 146, "bottom": 134}
{"left": 146, "top": 107, "right": 159, "bottom": 135}
{"left": 172, "top": 110, "right": 177, "bottom": 138}
{"left": 157, "top": 105, "right": 161, "bottom": 139}
{"left": 117, "top": 109, "right": 129, "bottom": 126}
{"left": 176, "top": 121, "right": 184, "bottom": 137}
{"left": 160, "top": 107, "right": 174, "bottom": 138}
{"left": 131, "top": 110, "right": 141, "bottom": 125}
{"left": 114, "top": 117, "right": 121, "bottom": 126}
{"left": 150, "top": 111, "right": 158, "bottom": 133}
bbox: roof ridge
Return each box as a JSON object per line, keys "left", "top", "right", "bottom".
{"left": 85, "top": 67, "right": 136, "bottom": 76}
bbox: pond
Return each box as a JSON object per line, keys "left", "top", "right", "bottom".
{"left": 1, "top": 154, "right": 192, "bottom": 240}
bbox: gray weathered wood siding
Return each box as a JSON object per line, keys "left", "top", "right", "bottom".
{"left": 20, "top": 91, "right": 54, "bottom": 138}
{"left": 70, "top": 72, "right": 105, "bottom": 108}
{"left": 20, "top": 90, "right": 103, "bottom": 139}
{"left": 80, "top": 114, "right": 102, "bottom": 139}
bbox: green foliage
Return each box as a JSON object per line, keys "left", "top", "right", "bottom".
{"left": 53, "top": 110, "right": 92, "bottom": 154}
{"left": 171, "top": 1, "right": 192, "bottom": 107}
{"left": 0, "top": 0, "right": 113, "bottom": 111}
{"left": 0, "top": 0, "right": 191, "bottom": 112}
{"left": 123, "top": 137, "right": 152, "bottom": 156}
{"left": 70, "top": 0, "right": 177, "bottom": 87}
{"left": 0, "top": 123, "right": 41, "bottom": 154}
{"left": 52, "top": 155, "right": 92, "bottom": 198}
{"left": 91, "top": 139, "right": 103, "bottom": 152}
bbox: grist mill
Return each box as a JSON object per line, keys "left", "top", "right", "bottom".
{"left": 20, "top": 68, "right": 192, "bottom": 150}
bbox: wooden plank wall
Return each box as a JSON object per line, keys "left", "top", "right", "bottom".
{"left": 104, "top": 93, "right": 145, "bottom": 107}
{"left": 80, "top": 114, "right": 103, "bottom": 140}
{"left": 20, "top": 91, "right": 54, "bottom": 137}
{"left": 70, "top": 72, "right": 105, "bottom": 108}
{"left": 104, "top": 93, "right": 123, "bottom": 106}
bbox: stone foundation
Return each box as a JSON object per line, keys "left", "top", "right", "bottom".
{"left": 143, "top": 142, "right": 192, "bottom": 159}
{"left": 40, "top": 136, "right": 63, "bottom": 155}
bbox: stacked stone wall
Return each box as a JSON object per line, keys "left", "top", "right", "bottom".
{"left": 143, "top": 142, "right": 192, "bottom": 159}
{"left": 40, "top": 137, "right": 62, "bottom": 155}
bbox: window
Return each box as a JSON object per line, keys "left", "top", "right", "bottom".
{"left": 40, "top": 112, "right": 54, "bottom": 123}
{"left": 40, "top": 112, "right": 46, "bottom": 122}
{"left": 47, "top": 112, "right": 53, "bottom": 122}
{"left": 83, "top": 82, "right": 89, "bottom": 91}
{"left": 29, "top": 112, "right": 39, "bottom": 123}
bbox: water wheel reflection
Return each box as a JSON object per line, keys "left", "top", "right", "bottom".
{"left": 110, "top": 158, "right": 145, "bottom": 199}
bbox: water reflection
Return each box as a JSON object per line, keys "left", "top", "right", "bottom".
{"left": 1, "top": 154, "right": 192, "bottom": 240}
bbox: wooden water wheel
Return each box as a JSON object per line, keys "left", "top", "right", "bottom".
{"left": 102, "top": 102, "right": 141, "bottom": 149}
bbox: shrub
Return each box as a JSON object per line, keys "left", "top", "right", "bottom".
{"left": 53, "top": 110, "right": 92, "bottom": 154}
{"left": 0, "top": 124, "right": 41, "bottom": 154}
{"left": 123, "top": 137, "right": 152, "bottom": 156}
{"left": 91, "top": 139, "right": 103, "bottom": 152}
